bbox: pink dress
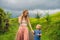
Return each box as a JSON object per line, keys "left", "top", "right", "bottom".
{"left": 16, "top": 19, "right": 29, "bottom": 40}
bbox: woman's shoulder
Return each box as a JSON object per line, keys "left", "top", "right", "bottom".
{"left": 18, "top": 16, "right": 21, "bottom": 19}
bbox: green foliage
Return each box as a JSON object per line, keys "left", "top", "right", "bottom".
{"left": 6, "top": 12, "right": 12, "bottom": 19}
{"left": 35, "top": 12, "right": 42, "bottom": 24}
{"left": 0, "top": 11, "right": 60, "bottom": 40}
{"left": 0, "top": 8, "right": 11, "bottom": 32}
{"left": 0, "top": 8, "right": 6, "bottom": 30}
{"left": 35, "top": 12, "right": 42, "bottom": 19}
{"left": 44, "top": 12, "right": 51, "bottom": 24}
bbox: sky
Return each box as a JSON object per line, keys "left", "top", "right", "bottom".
{"left": 0, "top": 0, "right": 60, "bottom": 17}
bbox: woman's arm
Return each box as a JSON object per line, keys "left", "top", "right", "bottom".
{"left": 27, "top": 17, "right": 34, "bottom": 33}
{"left": 18, "top": 16, "right": 21, "bottom": 24}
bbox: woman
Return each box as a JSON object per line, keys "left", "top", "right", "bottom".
{"left": 16, "top": 10, "right": 32, "bottom": 40}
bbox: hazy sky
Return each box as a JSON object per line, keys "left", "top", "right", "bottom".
{"left": 0, "top": 0, "right": 60, "bottom": 11}
{"left": 0, "top": 0, "right": 60, "bottom": 17}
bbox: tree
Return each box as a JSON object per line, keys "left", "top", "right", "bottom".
{"left": 43, "top": 12, "right": 51, "bottom": 31}
{"left": 44, "top": 12, "right": 51, "bottom": 24}
{"left": 4, "top": 12, "right": 11, "bottom": 32}
{"left": 35, "top": 12, "right": 42, "bottom": 24}
{"left": 0, "top": 8, "right": 6, "bottom": 31}
{"left": 0, "top": 8, "right": 11, "bottom": 32}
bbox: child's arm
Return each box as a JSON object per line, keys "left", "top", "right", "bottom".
{"left": 40, "top": 34, "right": 42, "bottom": 36}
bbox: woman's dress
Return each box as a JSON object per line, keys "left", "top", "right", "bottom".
{"left": 16, "top": 19, "right": 29, "bottom": 40}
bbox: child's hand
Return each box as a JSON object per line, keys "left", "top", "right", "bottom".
{"left": 37, "top": 34, "right": 42, "bottom": 36}
{"left": 37, "top": 34, "right": 40, "bottom": 36}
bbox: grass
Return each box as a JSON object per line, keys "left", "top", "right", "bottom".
{"left": 0, "top": 12, "right": 60, "bottom": 40}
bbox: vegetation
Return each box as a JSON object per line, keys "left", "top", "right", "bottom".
{"left": 0, "top": 8, "right": 60, "bottom": 40}
{"left": 0, "top": 8, "right": 11, "bottom": 32}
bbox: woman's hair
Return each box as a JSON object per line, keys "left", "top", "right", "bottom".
{"left": 21, "top": 10, "right": 29, "bottom": 22}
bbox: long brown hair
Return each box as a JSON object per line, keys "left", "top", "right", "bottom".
{"left": 21, "top": 10, "right": 29, "bottom": 23}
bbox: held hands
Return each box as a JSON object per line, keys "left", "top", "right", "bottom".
{"left": 37, "top": 34, "right": 40, "bottom": 36}
{"left": 37, "top": 34, "right": 42, "bottom": 36}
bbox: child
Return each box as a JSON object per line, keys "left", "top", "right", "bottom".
{"left": 31, "top": 24, "right": 42, "bottom": 40}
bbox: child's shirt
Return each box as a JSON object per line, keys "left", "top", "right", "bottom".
{"left": 34, "top": 30, "right": 41, "bottom": 40}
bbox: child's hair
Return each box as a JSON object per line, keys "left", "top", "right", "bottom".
{"left": 36, "top": 24, "right": 41, "bottom": 27}
{"left": 36, "top": 24, "right": 42, "bottom": 30}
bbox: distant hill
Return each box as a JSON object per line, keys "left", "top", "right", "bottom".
{"left": 0, "top": 12, "right": 60, "bottom": 40}
{"left": 10, "top": 11, "right": 60, "bottom": 18}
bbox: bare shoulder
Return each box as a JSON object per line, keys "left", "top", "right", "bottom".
{"left": 18, "top": 16, "right": 22, "bottom": 21}
{"left": 18, "top": 16, "right": 21, "bottom": 19}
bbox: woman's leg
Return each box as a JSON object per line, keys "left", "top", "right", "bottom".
{"left": 16, "top": 27, "right": 23, "bottom": 40}
{"left": 24, "top": 27, "right": 29, "bottom": 40}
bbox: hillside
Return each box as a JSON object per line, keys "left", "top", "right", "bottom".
{"left": 0, "top": 12, "right": 60, "bottom": 40}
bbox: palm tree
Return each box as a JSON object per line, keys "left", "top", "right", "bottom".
{"left": 0, "top": 8, "right": 6, "bottom": 31}
{"left": 0, "top": 8, "right": 11, "bottom": 32}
